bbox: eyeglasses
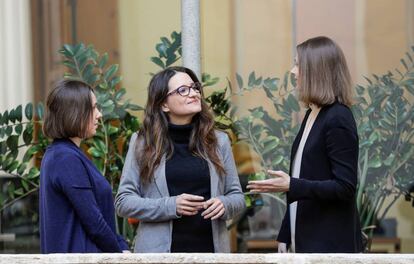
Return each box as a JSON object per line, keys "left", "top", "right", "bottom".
{"left": 166, "top": 82, "right": 202, "bottom": 97}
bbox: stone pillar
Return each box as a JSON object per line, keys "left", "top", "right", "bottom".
{"left": 0, "top": 0, "right": 33, "bottom": 111}
{"left": 181, "top": 0, "right": 201, "bottom": 80}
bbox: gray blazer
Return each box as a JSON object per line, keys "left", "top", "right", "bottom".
{"left": 115, "top": 131, "right": 245, "bottom": 253}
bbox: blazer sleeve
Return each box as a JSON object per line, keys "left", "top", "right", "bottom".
{"left": 115, "top": 133, "right": 179, "bottom": 222}
{"left": 277, "top": 206, "right": 291, "bottom": 245}
{"left": 54, "top": 155, "right": 122, "bottom": 253}
{"left": 288, "top": 112, "right": 358, "bottom": 203}
{"left": 216, "top": 133, "right": 246, "bottom": 220}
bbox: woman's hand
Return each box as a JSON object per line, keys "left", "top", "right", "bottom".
{"left": 201, "top": 197, "right": 225, "bottom": 220}
{"left": 176, "top": 193, "right": 205, "bottom": 216}
{"left": 246, "top": 170, "right": 290, "bottom": 193}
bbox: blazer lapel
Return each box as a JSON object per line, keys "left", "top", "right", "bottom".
{"left": 290, "top": 109, "right": 311, "bottom": 172}
{"left": 154, "top": 154, "right": 170, "bottom": 196}
{"left": 301, "top": 105, "right": 327, "bottom": 154}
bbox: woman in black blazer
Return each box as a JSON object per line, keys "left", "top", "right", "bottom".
{"left": 247, "top": 36, "right": 362, "bottom": 253}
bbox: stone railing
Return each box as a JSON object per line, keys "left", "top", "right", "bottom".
{"left": 0, "top": 253, "right": 414, "bottom": 264}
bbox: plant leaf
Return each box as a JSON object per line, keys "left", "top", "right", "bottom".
{"left": 15, "top": 105, "right": 22, "bottom": 122}
{"left": 236, "top": 73, "right": 243, "bottom": 90}
{"left": 248, "top": 72, "right": 256, "bottom": 87}
{"left": 104, "top": 64, "right": 119, "bottom": 80}
{"left": 25, "top": 103, "right": 33, "bottom": 120}
{"left": 6, "top": 135, "right": 19, "bottom": 150}
{"left": 88, "top": 147, "right": 103, "bottom": 158}
{"left": 287, "top": 94, "right": 300, "bottom": 112}
{"left": 98, "top": 53, "right": 109, "bottom": 69}
{"left": 37, "top": 103, "right": 44, "bottom": 119}
{"left": 15, "top": 124, "right": 23, "bottom": 135}
{"left": 368, "top": 155, "right": 381, "bottom": 168}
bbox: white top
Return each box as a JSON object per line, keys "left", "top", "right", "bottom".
{"left": 289, "top": 104, "right": 321, "bottom": 252}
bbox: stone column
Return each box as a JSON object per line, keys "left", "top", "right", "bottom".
{"left": 181, "top": 0, "right": 201, "bottom": 80}
{"left": 0, "top": 0, "right": 33, "bottom": 111}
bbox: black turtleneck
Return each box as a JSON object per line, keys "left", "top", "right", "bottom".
{"left": 166, "top": 123, "right": 214, "bottom": 253}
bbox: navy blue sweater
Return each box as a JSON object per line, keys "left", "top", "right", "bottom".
{"left": 40, "top": 139, "right": 128, "bottom": 253}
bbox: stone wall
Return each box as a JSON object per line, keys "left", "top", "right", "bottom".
{"left": 0, "top": 253, "right": 414, "bottom": 264}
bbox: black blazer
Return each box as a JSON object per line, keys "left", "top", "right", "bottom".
{"left": 277, "top": 102, "right": 363, "bottom": 253}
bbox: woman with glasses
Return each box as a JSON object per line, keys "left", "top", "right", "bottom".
{"left": 115, "top": 66, "right": 245, "bottom": 253}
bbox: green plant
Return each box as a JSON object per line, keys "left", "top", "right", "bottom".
{"left": 226, "top": 71, "right": 301, "bottom": 213}
{"left": 353, "top": 50, "right": 414, "bottom": 241}
{"left": 150, "top": 31, "right": 182, "bottom": 69}
{"left": 0, "top": 103, "right": 46, "bottom": 211}
{"left": 232, "top": 71, "right": 299, "bottom": 174}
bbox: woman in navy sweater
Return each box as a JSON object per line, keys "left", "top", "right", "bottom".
{"left": 40, "top": 80, "right": 128, "bottom": 253}
{"left": 247, "top": 37, "right": 362, "bottom": 253}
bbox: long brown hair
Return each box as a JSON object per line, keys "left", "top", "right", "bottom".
{"left": 296, "top": 36, "right": 353, "bottom": 107}
{"left": 137, "top": 66, "right": 225, "bottom": 184}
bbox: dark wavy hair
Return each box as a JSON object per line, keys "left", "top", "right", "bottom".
{"left": 136, "top": 66, "right": 225, "bottom": 184}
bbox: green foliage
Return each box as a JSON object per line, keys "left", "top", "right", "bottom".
{"left": 353, "top": 52, "right": 414, "bottom": 238}
{"left": 150, "top": 31, "right": 182, "bottom": 69}
{"left": 223, "top": 72, "right": 299, "bottom": 211}
{"left": 232, "top": 72, "right": 299, "bottom": 173}
{"left": 0, "top": 102, "right": 47, "bottom": 210}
